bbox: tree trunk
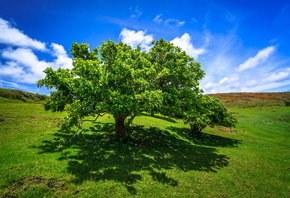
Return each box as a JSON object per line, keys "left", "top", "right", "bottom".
{"left": 114, "top": 115, "right": 127, "bottom": 138}
{"left": 190, "top": 124, "right": 203, "bottom": 136}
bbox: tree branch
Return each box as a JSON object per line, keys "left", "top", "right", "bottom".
{"left": 64, "top": 111, "right": 108, "bottom": 144}
{"left": 125, "top": 113, "right": 136, "bottom": 128}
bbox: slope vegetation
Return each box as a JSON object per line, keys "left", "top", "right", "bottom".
{"left": 209, "top": 92, "right": 290, "bottom": 108}
{"left": 0, "top": 89, "right": 289, "bottom": 197}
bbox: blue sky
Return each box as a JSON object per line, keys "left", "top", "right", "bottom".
{"left": 0, "top": 0, "right": 289, "bottom": 95}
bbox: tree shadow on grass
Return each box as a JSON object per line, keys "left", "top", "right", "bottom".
{"left": 167, "top": 126, "right": 241, "bottom": 148}
{"left": 140, "top": 113, "right": 177, "bottom": 123}
{"left": 33, "top": 122, "right": 238, "bottom": 195}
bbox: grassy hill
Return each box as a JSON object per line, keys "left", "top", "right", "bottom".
{"left": 0, "top": 89, "right": 289, "bottom": 197}
{"left": 209, "top": 92, "right": 290, "bottom": 108}
{"left": 0, "top": 88, "right": 49, "bottom": 103}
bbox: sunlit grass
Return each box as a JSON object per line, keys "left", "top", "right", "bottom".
{"left": 0, "top": 99, "right": 289, "bottom": 197}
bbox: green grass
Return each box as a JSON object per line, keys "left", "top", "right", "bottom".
{"left": 0, "top": 96, "right": 289, "bottom": 197}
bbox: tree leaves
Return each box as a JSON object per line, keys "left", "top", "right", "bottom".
{"left": 37, "top": 38, "right": 233, "bottom": 137}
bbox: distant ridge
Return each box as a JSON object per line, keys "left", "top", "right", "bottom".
{"left": 1, "top": 88, "right": 289, "bottom": 107}
{"left": 0, "top": 88, "right": 49, "bottom": 102}
{"left": 208, "top": 92, "right": 290, "bottom": 108}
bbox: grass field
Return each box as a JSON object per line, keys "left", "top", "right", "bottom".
{"left": 0, "top": 91, "right": 289, "bottom": 197}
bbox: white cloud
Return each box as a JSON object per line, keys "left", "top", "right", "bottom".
{"left": 263, "top": 70, "right": 290, "bottom": 83}
{"left": 245, "top": 79, "right": 257, "bottom": 86}
{"left": 167, "top": 28, "right": 290, "bottom": 94}
{"left": 51, "top": 43, "right": 73, "bottom": 69}
{"left": 198, "top": 30, "right": 289, "bottom": 94}
{"left": 130, "top": 7, "right": 142, "bottom": 18}
{"left": 179, "top": 21, "right": 185, "bottom": 26}
{"left": 219, "top": 77, "right": 229, "bottom": 84}
{"left": 0, "top": 44, "right": 72, "bottom": 84}
{"left": 153, "top": 14, "right": 162, "bottom": 23}
{"left": 192, "top": 18, "right": 198, "bottom": 23}
{"left": 240, "top": 80, "right": 290, "bottom": 92}
{"left": 153, "top": 15, "right": 185, "bottom": 27}
{"left": 201, "top": 67, "right": 290, "bottom": 94}
{"left": 171, "top": 33, "right": 205, "bottom": 59}
{"left": 199, "top": 31, "right": 246, "bottom": 93}
{"left": 205, "top": 82, "right": 216, "bottom": 89}
{"left": 165, "top": 29, "right": 290, "bottom": 94}
{"left": 1, "top": 48, "right": 49, "bottom": 78}
{"left": 119, "top": 28, "right": 153, "bottom": 51}
{"left": 165, "top": 18, "right": 185, "bottom": 27}
{"left": 0, "top": 18, "right": 73, "bottom": 86}
{"left": 0, "top": 18, "right": 46, "bottom": 51}
{"left": 203, "top": 75, "right": 240, "bottom": 93}
{"left": 237, "top": 46, "right": 276, "bottom": 72}
{"left": 0, "top": 79, "right": 28, "bottom": 90}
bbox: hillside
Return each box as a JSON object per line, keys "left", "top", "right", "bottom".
{"left": 208, "top": 92, "right": 290, "bottom": 108}
{"left": 1, "top": 88, "right": 289, "bottom": 107}
{"left": 0, "top": 88, "right": 289, "bottom": 197}
{"left": 0, "top": 88, "right": 49, "bottom": 103}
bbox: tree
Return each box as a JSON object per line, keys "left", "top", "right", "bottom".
{"left": 146, "top": 39, "right": 205, "bottom": 118}
{"left": 37, "top": 39, "right": 205, "bottom": 138}
{"left": 183, "top": 94, "right": 237, "bottom": 135}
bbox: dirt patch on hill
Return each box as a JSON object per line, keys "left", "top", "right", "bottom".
{"left": 208, "top": 92, "right": 290, "bottom": 107}
{"left": 1, "top": 176, "right": 68, "bottom": 197}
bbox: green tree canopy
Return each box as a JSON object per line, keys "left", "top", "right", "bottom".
{"left": 183, "top": 94, "right": 237, "bottom": 135}
{"left": 37, "top": 39, "right": 235, "bottom": 138}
